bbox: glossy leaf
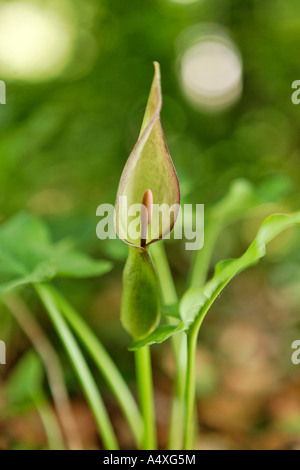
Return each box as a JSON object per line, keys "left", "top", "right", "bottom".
{"left": 115, "top": 62, "right": 180, "bottom": 247}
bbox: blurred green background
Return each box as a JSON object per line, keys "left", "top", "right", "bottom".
{"left": 0, "top": 0, "right": 300, "bottom": 450}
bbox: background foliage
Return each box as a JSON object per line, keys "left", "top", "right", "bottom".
{"left": 0, "top": 0, "right": 300, "bottom": 450}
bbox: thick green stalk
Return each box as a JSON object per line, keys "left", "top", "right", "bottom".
{"left": 35, "top": 283, "right": 119, "bottom": 450}
{"left": 183, "top": 218, "right": 222, "bottom": 448}
{"left": 183, "top": 307, "right": 210, "bottom": 450}
{"left": 150, "top": 242, "right": 186, "bottom": 450}
{"left": 167, "top": 335, "right": 187, "bottom": 449}
{"left": 150, "top": 243, "right": 178, "bottom": 305}
{"left": 135, "top": 346, "right": 157, "bottom": 450}
{"left": 183, "top": 330, "right": 198, "bottom": 450}
{"left": 50, "top": 285, "right": 143, "bottom": 448}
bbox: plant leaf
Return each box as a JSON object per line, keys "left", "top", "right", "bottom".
{"left": 181, "top": 212, "right": 300, "bottom": 327}
{"left": 0, "top": 212, "right": 112, "bottom": 296}
{"left": 115, "top": 62, "right": 180, "bottom": 247}
{"left": 128, "top": 322, "right": 186, "bottom": 351}
{"left": 50, "top": 248, "right": 112, "bottom": 278}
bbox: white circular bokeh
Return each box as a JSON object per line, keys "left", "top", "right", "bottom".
{"left": 0, "top": 1, "right": 75, "bottom": 81}
{"left": 179, "top": 25, "right": 243, "bottom": 112}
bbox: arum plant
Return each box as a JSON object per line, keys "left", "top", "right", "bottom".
{"left": 1, "top": 63, "right": 300, "bottom": 451}
{"left": 115, "top": 62, "right": 300, "bottom": 451}
{"left": 116, "top": 62, "right": 180, "bottom": 340}
{"left": 115, "top": 62, "right": 180, "bottom": 449}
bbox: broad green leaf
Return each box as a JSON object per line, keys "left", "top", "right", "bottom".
{"left": 115, "top": 62, "right": 180, "bottom": 247}
{"left": 0, "top": 212, "right": 52, "bottom": 278}
{"left": 128, "top": 322, "right": 186, "bottom": 351}
{"left": 0, "top": 211, "right": 51, "bottom": 246}
{"left": 50, "top": 248, "right": 112, "bottom": 278}
{"left": 181, "top": 212, "right": 300, "bottom": 328}
{"left": 0, "top": 212, "right": 112, "bottom": 296}
{"left": 121, "top": 245, "right": 159, "bottom": 339}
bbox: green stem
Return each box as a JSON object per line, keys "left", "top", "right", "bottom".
{"left": 4, "top": 294, "right": 82, "bottom": 450}
{"left": 135, "top": 346, "right": 157, "bottom": 450}
{"left": 189, "top": 217, "right": 220, "bottom": 289}
{"left": 183, "top": 330, "right": 198, "bottom": 450}
{"left": 183, "top": 306, "right": 210, "bottom": 450}
{"left": 35, "top": 283, "right": 119, "bottom": 450}
{"left": 190, "top": 181, "right": 256, "bottom": 289}
{"left": 150, "top": 243, "right": 178, "bottom": 304}
{"left": 183, "top": 218, "right": 222, "bottom": 449}
{"left": 168, "top": 335, "right": 186, "bottom": 449}
{"left": 33, "top": 394, "right": 65, "bottom": 450}
{"left": 49, "top": 285, "right": 143, "bottom": 448}
{"left": 150, "top": 242, "right": 186, "bottom": 450}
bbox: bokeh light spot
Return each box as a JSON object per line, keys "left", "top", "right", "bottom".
{"left": 0, "top": 1, "right": 75, "bottom": 81}
{"left": 178, "top": 25, "right": 243, "bottom": 112}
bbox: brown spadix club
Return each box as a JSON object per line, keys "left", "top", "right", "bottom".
{"left": 141, "top": 189, "right": 153, "bottom": 248}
